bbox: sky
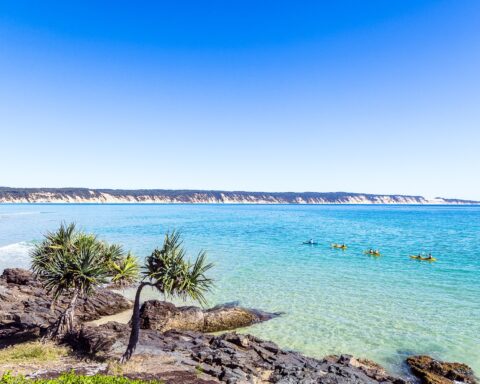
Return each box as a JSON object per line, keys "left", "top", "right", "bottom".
{"left": 0, "top": 1, "right": 479, "bottom": 199}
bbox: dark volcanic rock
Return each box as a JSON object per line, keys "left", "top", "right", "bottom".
{"left": 123, "top": 371, "right": 218, "bottom": 384}
{"left": 1, "top": 268, "right": 38, "bottom": 285}
{"left": 139, "top": 300, "right": 280, "bottom": 333}
{"left": 0, "top": 268, "right": 132, "bottom": 341}
{"left": 70, "top": 322, "right": 409, "bottom": 384}
{"left": 407, "top": 356, "right": 477, "bottom": 384}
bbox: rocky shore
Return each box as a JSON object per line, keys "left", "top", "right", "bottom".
{"left": 69, "top": 322, "right": 410, "bottom": 384}
{"left": 0, "top": 268, "right": 477, "bottom": 384}
{"left": 0, "top": 268, "right": 132, "bottom": 342}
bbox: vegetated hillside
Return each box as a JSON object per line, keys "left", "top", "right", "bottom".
{"left": 0, "top": 187, "right": 477, "bottom": 204}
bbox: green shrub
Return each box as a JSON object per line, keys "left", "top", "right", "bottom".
{"left": 0, "top": 372, "right": 163, "bottom": 384}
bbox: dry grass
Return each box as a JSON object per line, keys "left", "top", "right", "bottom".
{"left": 106, "top": 354, "right": 190, "bottom": 377}
{"left": 0, "top": 341, "right": 69, "bottom": 363}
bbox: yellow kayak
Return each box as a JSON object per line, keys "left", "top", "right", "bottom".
{"left": 332, "top": 243, "right": 348, "bottom": 249}
{"left": 410, "top": 255, "right": 437, "bottom": 262}
{"left": 364, "top": 250, "right": 381, "bottom": 256}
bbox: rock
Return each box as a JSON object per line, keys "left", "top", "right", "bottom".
{"left": 1, "top": 268, "right": 39, "bottom": 286}
{"left": 25, "top": 364, "right": 109, "bottom": 379}
{"left": 69, "top": 322, "right": 409, "bottom": 384}
{"left": 140, "top": 300, "right": 280, "bottom": 333}
{"left": 123, "top": 371, "right": 219, "bottom": 384}
{"left": 140, "top": 301, "right": 205, "bottom": 332}
{"left": 0, "top": 268, "right": 132, "bottom": 341}
{"left": 204, "top": 303, "right": 271, "bottom": 332}
{"left": 407, "top": 355, "right": 477, "bottom": 384}
{"left": 66, "top": 322, "right": 129, "bottom": 356}
{"left": 11, "top": 357, "right": 218, "bottom": 384}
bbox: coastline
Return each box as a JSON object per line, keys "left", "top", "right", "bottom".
{"left": 2, "top": 202, "right": 480, "bottom": 205}
{"left": 1, "top": 270, "right": 477, "bottom": 383}
{"left": 0, "top": 188, "right": 478, "bottom": 205}
{"left": 1, "top": 204, "right": 479, "bottom": 376}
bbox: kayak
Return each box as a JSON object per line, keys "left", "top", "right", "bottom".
{"left": 364, "top": 251, "right": 381, "bottom": 256}
{"left": 410, "top": 255, "right": 437, "bottom": 262}
{"left": 303, "top": 242, "right": 319, "bottom": 245}
{"left": 332, "top": 244, "right": 347, "bottom": 249}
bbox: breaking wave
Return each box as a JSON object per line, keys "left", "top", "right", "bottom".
{"left": 0, "top": 241, "right": 34, "bottom": 270}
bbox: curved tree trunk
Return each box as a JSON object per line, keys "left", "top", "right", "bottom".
{"left": 120, "top": 281, "right": 151, "bottom": 363}
{"left": 47, "top": 288, "right": 80, "bottom": 339}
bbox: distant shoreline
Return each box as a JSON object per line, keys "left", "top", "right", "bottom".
{"left": 0, "top": 187, "right": 478, "bottom": 205}
{"left": 1, "top": 202, "right": 480, "bottom": 206}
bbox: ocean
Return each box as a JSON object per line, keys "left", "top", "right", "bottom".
{"left": 0, "top": 204, "right": 478, "bottom": 374}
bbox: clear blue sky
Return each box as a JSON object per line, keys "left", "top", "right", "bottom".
{"left": 1, "top": 1, "right": 479, "bottom": 199}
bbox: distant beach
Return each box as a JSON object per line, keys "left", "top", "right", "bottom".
{"left": 1, "top": 187, "right": 479, "bottom": 205}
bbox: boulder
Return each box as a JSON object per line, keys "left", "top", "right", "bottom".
{"left": 1, "top": 268, "right": 39, "bottom": 286}
{"left": 407, "top": 355, "right": 477, "bottom": 384}
{"left": 0, "top": 268, "right": 132, "bottom": 341}
{"left": 139, "top": 300, "right": 280, "bottom": 333}
{"left": 204, "top": 302, "right": 274, "bottom": 332}
{"left": 68, "top": 322, "right": 410, "bottom": 384}
{"left": 140, "top": 301, "right": 205, "bottom": 332}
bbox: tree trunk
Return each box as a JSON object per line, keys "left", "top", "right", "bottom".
{"left": 47, "top": 289, "right": 80, "bottom": 339}
{"left": 120, "top": 281, "right": 150, "bottom": 363}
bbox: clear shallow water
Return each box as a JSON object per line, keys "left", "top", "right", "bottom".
{"left": 0, "top": 204, "right": 479, "bottom": 374}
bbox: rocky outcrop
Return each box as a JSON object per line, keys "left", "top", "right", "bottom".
{"left": 139, "top": 300, "right": 280, "bottom": 333}
{"left": 68, "top": 322, "right": 409, "bottom": 384}
{"left": 407, "top": 356, "right": 477, "bottom": 384}
{"left": 0, "top": 268, "right": 132, "bottom": 341}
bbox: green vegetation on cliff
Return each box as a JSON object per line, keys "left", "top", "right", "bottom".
{"left": 0, "top": 187, "right": 478, "bottom": 204}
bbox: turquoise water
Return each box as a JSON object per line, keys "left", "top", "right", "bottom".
{"left": 0, "top": 204, "right": 479, "bottom": 374}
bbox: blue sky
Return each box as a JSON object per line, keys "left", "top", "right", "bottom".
{"left": 0, "top": 1, "right": 479, "bottom": 199}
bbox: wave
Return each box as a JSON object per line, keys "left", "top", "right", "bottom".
{"left": 0, "top": 241, "right": 34, "bottom": 270}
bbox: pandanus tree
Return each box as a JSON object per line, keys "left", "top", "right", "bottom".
{"left": 121, "top": 230, "right": 213, "bottom": 363}
{"left": 31, "top": 223, "right": 140, "bottom": 338}
{"left": 109, "top": 252, "right": 141, "bottom": 288}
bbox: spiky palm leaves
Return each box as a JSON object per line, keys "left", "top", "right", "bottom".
{"left": 121, "top": 230, "right": 213, "bottom": 362}
{"left": 31, "top": 223, "right": 139, "bottom": 338}
{"left": 144, "top": 231, "right": 213, "bottom": 304}
{"left": 35, "top": 241, "right": 110, "bottom": 301}
{"left": 110, "top": 253, "right": 140, "bottom": 288}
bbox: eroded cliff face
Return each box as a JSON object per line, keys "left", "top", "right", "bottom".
{"left": 0, "top": 188, "right": 477, "bottom": 204}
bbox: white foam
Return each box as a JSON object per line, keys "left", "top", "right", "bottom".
{"left": 0, "top": 241, "right": 34, "bottom": 270}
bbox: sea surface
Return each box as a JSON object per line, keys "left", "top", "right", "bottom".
{"left": 0, "top": 204, "right": 479, "bottom": 374}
